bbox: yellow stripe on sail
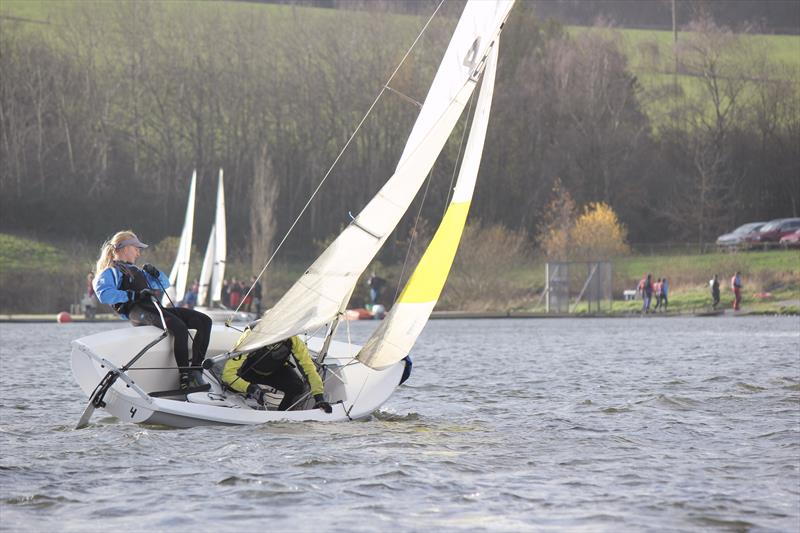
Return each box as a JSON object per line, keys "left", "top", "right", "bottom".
{"left": 398, "top": 201, "right": 471, "bottom": 304}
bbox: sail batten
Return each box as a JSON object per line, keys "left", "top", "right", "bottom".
{"left": 238, "top": 1, "right": 514, "bottom": 352}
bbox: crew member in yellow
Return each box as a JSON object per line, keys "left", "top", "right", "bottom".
{"left": 222, "top": 335, "right": 332, "bottom": 413}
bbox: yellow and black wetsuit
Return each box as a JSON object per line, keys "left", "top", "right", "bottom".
{"left": 222, "top": 336, "right": 323, "bottom": 409}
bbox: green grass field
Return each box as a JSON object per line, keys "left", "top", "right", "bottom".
{"left": 565, "top": 25, "right": 800, "bottom": 130}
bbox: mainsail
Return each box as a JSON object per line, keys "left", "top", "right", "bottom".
{"left": 197, "top": 170, "right": 226, "bottom": 306}
{"left": 358, "top": 42, "right": 499, "bottom": 369}
{"left": 163, "top": 170, "right": 196, "bottom": 306}
{"left": 238, "top": 0, "right": 514, "bottom": 351}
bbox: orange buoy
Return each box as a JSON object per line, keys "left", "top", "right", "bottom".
{"left": 56, "top": 311, "right": 72, "bottom": 323}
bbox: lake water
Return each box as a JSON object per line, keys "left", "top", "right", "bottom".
{"left": 1, "top": 316, "right": 798, "bottom": 532}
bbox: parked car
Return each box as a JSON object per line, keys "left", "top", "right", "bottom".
{"left": 746, "top": 218, "right": 800, "bottom": 245}
{"left": 716, "top": 222, "right": 765, "bottom": 248}
{"left": 779, "top": 229, "right": 800, "bottom": 248}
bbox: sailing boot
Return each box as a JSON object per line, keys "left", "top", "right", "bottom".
{"left": 179, "top": 370, "right": 191, "bottom": 391}
{"left": 189, "top": 369, "right": 205, "bottom": 388}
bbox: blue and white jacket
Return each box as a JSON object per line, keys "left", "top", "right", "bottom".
{"left": 94, "top": 262, "right": 170, "bottom": 319}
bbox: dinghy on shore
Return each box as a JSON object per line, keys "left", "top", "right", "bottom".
{"left": 72, "top": 0, "right": 514, "bottom": 428}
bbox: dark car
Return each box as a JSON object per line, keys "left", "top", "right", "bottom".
{"left": 716, "top": 222, "right": 765, "bottom": 248}
{"left": 780, "top": 229, "right": 800, "bottom": 248}
{"left": 746, "top": 218, "right": 800, "bottom": 245}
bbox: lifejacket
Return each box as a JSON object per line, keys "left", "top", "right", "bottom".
{"left": 112, "top": 261, "right": 153, "bottom": 316}
{"left": 237, "top": 339, "right": 294, "bottom": 380}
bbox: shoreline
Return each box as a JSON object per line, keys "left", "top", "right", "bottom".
{"left": 1, "top": 308, "right": 797, "bottom": 324}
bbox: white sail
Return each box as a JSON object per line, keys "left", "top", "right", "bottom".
{"left": 238, "top": 0, "right": 514, "bottom": 352}
{"left": 163, "top": 170, "right": 196, "bottom": 306}
{"left": 198, "top": 169, "right": 226, "bottom": 307}
{"left": 197, "top": 224, "right": 215, "bottom": 307}
{"left": 211, "top": 169, "right": 226, "bottom": 304}
{"left": 358, "top": 42, "right": 499, "bottom": 369}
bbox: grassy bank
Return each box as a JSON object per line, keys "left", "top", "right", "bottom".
{"left": 1, "top": 232, "right": 797, "bottom": 315}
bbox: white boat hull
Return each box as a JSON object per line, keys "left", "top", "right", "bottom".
{"left": 193, "top": 306, "right": 256, "bottom": 324}
{"left": 71, "top": 325, "right": 404, "bottom": 427}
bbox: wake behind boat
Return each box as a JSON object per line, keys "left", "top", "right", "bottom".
{"left": 71, "top": 0, "right": 514, "bottom": 428}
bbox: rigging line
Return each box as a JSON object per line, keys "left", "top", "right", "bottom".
{"left": 231, "top": 0, "right": 447, "bottom": 319}
{"left": 443, "top": 88, "right": 477, "bottom": 214}
{"left": 125, "top": 365, "right": 203, "bottom": 371}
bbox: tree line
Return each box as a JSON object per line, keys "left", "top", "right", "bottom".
{"left": 1, "top": 1, "right": 798, "bottom": 268}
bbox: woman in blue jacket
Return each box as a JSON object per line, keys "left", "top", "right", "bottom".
{"left": 94, "top": 230, "right": 212, "bottom": 390}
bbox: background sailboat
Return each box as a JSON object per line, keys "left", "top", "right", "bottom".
{"left": 162, "top": 171, "right": 196, "bottom": 307}
{"left": 71, "top": 0, "right": 514, "bottom": 427}
{"left": 194, "top": 170, "right": 254, "bottom": 322}
{"left": 197, "top": 169, "right": 226, "bottom": 308}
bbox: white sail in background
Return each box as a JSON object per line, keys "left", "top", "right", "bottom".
{"left": 197, "top": 224, "right": 216, "bottom": 307}
{"left": 211, "top": 170, "right": 227, "bottom": 303}
{"left": 197, "top": 169, "right": 226, "bottom": 307}
{"left": 238, "top": 0, "right": 514, "bottom": 352}
{"left": 358, "top": 42, "right": 499, "bottom": 369}
{"left": 163, "top": 170, "right": 196, "bottom": 306}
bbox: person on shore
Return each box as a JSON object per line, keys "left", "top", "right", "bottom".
{"left": 229, "top": 277, "right": 242, "bottom": 310}
{"left": 250, "top": 275, "right": 262, "bottom": 315}
{"left": 86, "top": 272, "right": 96, "bottom": 300}
{"left": 221, "top": 279, "right": 231, "bottom": 308}
{"left": 367, "top": 272, "right": 386, "bottom": 309}
{"left": 241, "top": 280, "right": 253, "bottom": 313}
{"left": 183, "top": 280, "right": 199, "bottom": 309}
{"left": 661, "top": 277, "right": 669, "bottom": 312}
{"left": 731, "top": 271, "right": 743, "bottom": 311}
{"left": 641, "top": 273, "right": 653, "bottom": 314}
{"left": 222, "top": 334, "right": 332, "bottom": 413}
{"left": 94, "top": 230, "right": 212, "bottom": 390}
{"left": 710, "top": 274, "right": 720, "bottom": 310}
{"left": 653, "top": 278, "right": 663, "bottom": 311}
{"left": 82, "top": 271, "right": 100, "bottom": 318}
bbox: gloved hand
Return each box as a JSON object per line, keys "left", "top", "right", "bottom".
{"left": 142, "top": 263, "right": 160, "bottom": 277}
{"left": 134, "top": 288, "right": 154, "bottom": 302}
{"left": 313, "top": 393, "right": 332, "bottom": 414}
{"left": 247, "top": 384, "right": 265, "bottom": 406}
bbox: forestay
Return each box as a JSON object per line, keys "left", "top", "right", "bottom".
{"left": 198, "top": 170, "right": 227, "bottom": 306}
{"left": 163, "top": 170, "right": 196, "bottom": 306}
{"left": 238, "top": 0, "right": 515, "bottom": 352}
{"left": 358, "top": 42, "right": 500, "bottom": 369}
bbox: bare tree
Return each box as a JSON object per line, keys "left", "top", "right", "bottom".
{"left": 250, "top": 142, "right": 280, "bottom": 280}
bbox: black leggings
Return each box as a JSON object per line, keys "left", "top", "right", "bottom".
{"left": 129, "top": 305, "right": 212, "bottom": 369}
{"left": 249, "top": 365, "right": 306, "bottom": 411}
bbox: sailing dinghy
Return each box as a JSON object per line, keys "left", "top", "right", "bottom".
{"left": 72, "top": 0, "right": 513, "bottom": 428}
{"left": 193, "top": 169, "right": 254, "bottom": 323}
